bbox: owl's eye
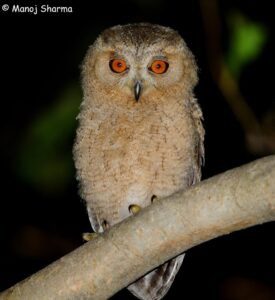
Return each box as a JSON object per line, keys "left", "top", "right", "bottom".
{"left": 109, "top": 59, "right": 128, "bottom": 73}
{"left": 149, "top": 60, "right": 169, "bottom": 74}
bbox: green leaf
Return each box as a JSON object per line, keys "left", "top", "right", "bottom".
{"left": 226, "top": 12, "right": 267, "bottom": 77}
{"left": 16, "top": 83, "right": 81, "bottom": 194}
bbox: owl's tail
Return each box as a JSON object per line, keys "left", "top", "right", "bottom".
{"left": 127, "top": 253, "right": 185, "bottom": 300}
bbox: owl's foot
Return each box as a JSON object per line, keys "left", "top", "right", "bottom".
{"left": 129, "top": 197, "right": 157, "bottom": 215}
{"left": 82, "top": 220, "right": 109, "bottom": 241}
{"left": 129, "top": 204, "right": 141, "bottom": 214}
{"left": 82, "top": 232, "right": 98, "bottom": 241}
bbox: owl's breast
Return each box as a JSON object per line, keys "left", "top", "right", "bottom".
{"left": 75, "top": 103, "right": 198, "bottom": 226}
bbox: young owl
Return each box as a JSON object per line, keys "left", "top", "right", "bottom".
{"left": 73, "top": 23, "right": 204, "bottom": 300}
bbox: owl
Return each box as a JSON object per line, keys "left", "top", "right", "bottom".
{"left": 73, "top": 23, "right": 204, "bottom": 300}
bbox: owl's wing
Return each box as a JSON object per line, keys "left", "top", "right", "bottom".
{"left": 128, "top": 254, "right": 185, "bottom": 300}
{"left": 190, "top": 97, "right": 205, "bottom": 172}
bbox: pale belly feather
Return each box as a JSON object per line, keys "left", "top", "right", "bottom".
{"left": 84, "top": 107, "right": 197, "bottom": 227}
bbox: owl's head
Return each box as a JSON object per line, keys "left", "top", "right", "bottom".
{"left": 82, "top": 23, "right": 198, "bottom": 106}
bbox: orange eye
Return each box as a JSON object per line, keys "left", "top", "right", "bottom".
{"left": 109, "top": 59, "right": 127, "bottom": 73}
{"left": 150, "top": 60, "right": 169, "bottom": 74}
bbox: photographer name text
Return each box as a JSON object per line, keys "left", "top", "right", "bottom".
{"left": 2, "top": 4, "right": 73, "bottom": 14}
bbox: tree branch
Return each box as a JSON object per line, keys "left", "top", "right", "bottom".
{"left": 1, "top": 156, "right": 275, "bottom": 300}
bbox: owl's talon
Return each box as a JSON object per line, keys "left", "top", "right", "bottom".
{"left": 82, "top": 232, "right": 98, "bottom": 242}
{"left": 129, "top": 204, "right": 141, "bottom": 214}
{"left": 102, "top": 220, "right": 109, "bottom": 230}
{"left": 151, "top": 195, "right": 157, "bottom": 203}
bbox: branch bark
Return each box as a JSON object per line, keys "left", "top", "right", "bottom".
{"left": 1, "top": 156, "right": 275, "bottom": 300}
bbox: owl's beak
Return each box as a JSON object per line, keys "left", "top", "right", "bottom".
{"left": 134, "top": 81, "right": 142, "bottom": 101}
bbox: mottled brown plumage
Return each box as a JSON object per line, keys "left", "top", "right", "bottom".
{"left": 73, "top": 23, "right": 204, "bottom": 300}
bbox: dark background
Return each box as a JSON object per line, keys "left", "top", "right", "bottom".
{"left": 1, "top": 0, "right": 275, "bottom": 299}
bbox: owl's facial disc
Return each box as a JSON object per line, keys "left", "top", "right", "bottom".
{"left": 93, "top": 43, "right": 190, "bottom": 103}
{"left": 107, "top": 53, "right": 170, "bottom": 101}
